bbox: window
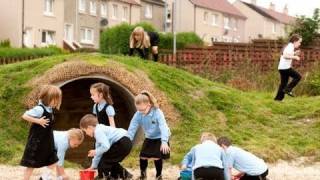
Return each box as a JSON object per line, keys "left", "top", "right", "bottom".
{"left": 44, "top": 0, "right": 53, "bottom": 15}
{"left": 145, "top": 4, "right": 153, "bottom": 18}
{"left": 112, "top": 4, "right": 118, "bottom": 19}
{"left": 80, "top": 28, "right": 94, "bottom": 44}
{"left": 90, "top": 1, "right": 97, "bottom": 15}
{"left": 224, "top": 17, "right": 230, "bottom": 29}
{"left": 234, "top": 19, "right": 238, "bottom": 31}
{"left": 272, "top": 22, "right": 276, "bottom": 33}
{"left": 64, "top": 24, "right": 73, "bottom": 42}
{"left": 122, "top": 6, "right": 128, "bottom": 21}
{"left": 211, "top": 14, "right": 218, "bottom": 26}
{"left": 41, "top": 30, "right": 55, "bottom": 45}
{"left": 24, "top": 28, "right": 33, "bottom": 48}
{"left": 101, "top": 3, "right": 107, "bottom": 17}
{"left": 79, "top": 0, "right": 86, "bottom": 12}
{"left": 203, "top": 12, "right": 208, "bottom": 24}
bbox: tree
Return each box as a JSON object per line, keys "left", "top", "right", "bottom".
{"left": 289, "top": 8, "right": 320, "bottom": 46}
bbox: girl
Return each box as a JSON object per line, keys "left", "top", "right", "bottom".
{"left": 90, "top": 82, "right": 116, "bottom": 127}
{"left": 80, "top": 114, "right": 132, "bottom": 180}
{"left": 182, "top": 133, "right": 228, "bottom": 180}
{"left": 127, "top": 90, "right": 171, "bottom": 180}
{"left": 20, "top": 85, "right": 62, "bottom": 180}
{"left": 274, "top": 34, "right": 302, "bottom": 101}
{"left": 129, "top": 26, "right": 160, "bottom": 62}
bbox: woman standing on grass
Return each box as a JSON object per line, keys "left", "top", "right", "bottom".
{"left": 129, "top": 26, "right": 160, "bottom": 62}
{"left": 274, "top": 34, "right": 302, "bottom": 101}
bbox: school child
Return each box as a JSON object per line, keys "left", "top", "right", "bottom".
{"left": 217, "top": 137, "right": 268, "bottom": 180}
{"left": 53, "top": 128, "right": 84, "bottom": 180}
{"left": 90, "top": 82, "right": 116, "bottom": 127}
{"left": 80, "top": 114, "right": 132, "bottom": 180}
{"left": 182, "top": 132, "right": 228, "bottom": 180}
{"left": 20, "top": 85, "right": 62, "bottom": 180}
{"left": 127, "top": 90, "right": 171, "bottom": 180}
{"left": 129, "top": 26, "right": 160, "bottom": 62}
{"left": 178, "top": 151, "right": 192, "bottom": 180}
{"left": 274, "top": 34, "right": 302, "bottom": 101}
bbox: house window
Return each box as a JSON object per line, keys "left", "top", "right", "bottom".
{"left": 90, "top": 1, "right": 97, "bottom": 15}
{"left": 211, "top": 14, "right": 218, "bottom": 26}
{"left": 272, "top": 22, "right": 276, "bottom": 33}
{"left": 80, "top": 28, "right": 94, "bottom": 44}
{"left": 203, "top": 12, "right": 208, "bottom": 24}
{"left": 101, "top": 3, "right": 107, "bottom": 17}
{"left": 234, "top": 19, "right": 238, "bottom": 31}
{"left": 24, "top": 28, "right": 33, "bottom": 48}
{"left": 122, "top": 6, "right": 128, "bottom": 21}
{"left": 145, "top": 4, "right": 153, "bottom": 19}
{"left": 44, "top": 0, "right": 53, "bottom": 15}
{"left": 41, "top": 30, "right": 55, "bottom": 45}
{"left": 79, "top": 0, "right": 86, "bottom": 12}
{"left": 64, "top": 24, "right": 73, "bottom": 42}
{"left": 224, "top": 17, "right": 230, "bottom": 29}
{"left": 112, "top": 4, "right": 118, "bottom": 19}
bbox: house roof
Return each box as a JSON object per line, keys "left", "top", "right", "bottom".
{"left": 242, "top": 1, "right": 296, "bottom": 24}
{"left": 190, "top": 0, "right": 247, "bottom": 19}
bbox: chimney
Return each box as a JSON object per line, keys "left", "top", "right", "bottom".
{"left": 251, "top": 0, "right": 257, "bottom": 5}
{"left": 283, "top": 4, "right": 288, "bottom": 15}
{"left": 269, "top": 2, "right": 275, "bottom": 11}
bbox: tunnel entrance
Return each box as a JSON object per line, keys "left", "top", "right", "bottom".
{"left": 53, "top": 75, "right": 137, "bottom": 167}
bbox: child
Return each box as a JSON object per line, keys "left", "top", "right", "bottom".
{"left": 54, "top": 128, "right": 84, "bottom": 180}
{"left": 181, "top": 132, "right": 227, "bottom": 180}
{"left": 129, "top": 26, "right": 160, "bottom": 62}
{"left": 80, "top": 114, "right": 132, "bottom": 180}
{"left": 90, "top": 82, "right": 116, "bottom": 127}
{"left": 20, "top": 85, "right": 62, "bottom": 180}
{"left": 178, "top": 151, "right": 192, "bottom": 180}
{"left": 274, "top": 34, "right": 302, "bottom": 101}
{"left": 217, "top": 137, "right": 268, "bottom": 180}
{"left": 127, "top": 90, "right": 171, "bottom": 180}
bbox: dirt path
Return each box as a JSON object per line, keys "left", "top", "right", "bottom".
{"left": 1, "top": 159, "right": 319, "bottom": 180}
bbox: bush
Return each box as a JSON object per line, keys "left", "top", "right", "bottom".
{"left": 0, "top": 39, "right": 10, "bottom": 48}
{"left": 0, "top": 46, "right": 64, "bottom": 59}
{"left": 100, "top": 23, "right": 204, "bottom": 55}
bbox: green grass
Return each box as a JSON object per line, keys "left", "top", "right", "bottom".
{"left": 0, "top": 53, "right": 319, "bottom": 167}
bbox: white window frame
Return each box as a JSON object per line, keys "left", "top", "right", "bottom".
{"left": 80, "top": 28, "right": 94, "bottom": 44}
{"left": 24, "top": 28, "right": 33, "bottom": 48}
{"left": 101, "top": 3, "right": 107, "bottom": 18}
{"left": 211, "top": 13, "right": 218, "bottom": 26}
{"left": 44, "top": 0, "right": 54, "bottom": 16}
{"left": 64, "top": 23, "right": 74, "bottom": 42}
{"left": 112, "top": 4, "right": 118, "bottom": 19}
{"left": 145, "top": 4, "right": 153, "bottom": 19}
{"left": 79, "top": 0, "right": 86, "bottom": 13}
{"left": 234, "top": 19, "right": 238, "bottom": 31}
{"left": 41, "top": 30, "right": 56, "bottom": 46}
{"left": 224, "top": 17, "right": 230, "bottom": 29}
{"left": 122, "top": 6, "right": 128, "bottom": 21}
{"left": 89, "top": 1, "right": 97, "bottom": 15}
{"left": 203, "top": 12, "right": 208, "bottom": 24}
{"left": 272, "top": 22, "right": 276, "bottom": 33}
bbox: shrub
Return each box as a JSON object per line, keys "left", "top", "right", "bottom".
{"left": 0, "top": 39, "right": 11, "bottom": 48}
{"left": 0, "top": 46, "right": 64, "bottom": 60}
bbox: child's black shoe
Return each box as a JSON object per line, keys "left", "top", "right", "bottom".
{"left": 137, "top": 171, "right": 147, "bottom": 180}
{"left": 155, "top": 175, "right": 163, "bottom": 180}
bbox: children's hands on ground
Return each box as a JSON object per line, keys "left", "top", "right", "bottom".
{"left": 160, "top": 143, "right": 170, "bottom": 154}
{"left": 88, "top": 150, "right": 96, "bottom": 157}
{"left": 38, "top": 116, "right": 49, "bottom": 128}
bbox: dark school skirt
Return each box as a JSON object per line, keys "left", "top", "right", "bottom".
{"left": 139, "top": 138, "right": 170, "bottom": 159}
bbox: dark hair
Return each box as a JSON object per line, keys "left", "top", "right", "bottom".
{"left": 217, "top": 136, "right": 232, "bottom": 147}
{"left": 90, "top": 83, "right": 113, "bottom": 105}
{"left": 79, "top": 114, "right": 98, "bottom": 129}
{"left": 289, "top": 34, "right": 302, "bottom": 43}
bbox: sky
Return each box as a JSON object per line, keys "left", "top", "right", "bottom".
{"left": 228, "top": 0, "right": 320, "bottom": 17}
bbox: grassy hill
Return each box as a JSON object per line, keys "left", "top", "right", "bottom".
{"left": 0, "top": 53, "right": 319, "bottom": 167}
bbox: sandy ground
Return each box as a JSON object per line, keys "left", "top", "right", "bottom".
{"left": 1, "top": 159, "right": 319, "bottom": 180}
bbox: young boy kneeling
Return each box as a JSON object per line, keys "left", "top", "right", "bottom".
{"left": 80, "top": 114, "right": 132, "bottom": 179}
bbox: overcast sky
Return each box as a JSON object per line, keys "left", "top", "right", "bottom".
{"left": 229, "top": 0, "right": 320, "bottom": 17}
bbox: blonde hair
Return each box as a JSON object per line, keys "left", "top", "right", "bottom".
{"left": 68, "top": 128, "right": 84, "bottom": 143}
{"left": 90, "top": 83, "right": 113, "bottom": 105}
{"left": 200, "top": 132, "right": 217, "bottom": 143}
{"left": 80, "top": 114, "right": 98, "bottom": 129}
{"left": 135, "top": 90, "right": 159, "bottom": 108}
{"left": 39, "top": 85, "right": 62, "bottom": 110}
{"left": 130, "top": 26, "right": 151, "bottom": 49}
